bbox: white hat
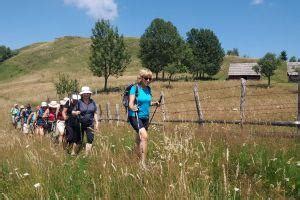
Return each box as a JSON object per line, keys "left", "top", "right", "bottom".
{"left": 20, "top": 105, "right": 25, "bottom": 109}
{"left": 41, "top": 102, "right": 47, "bottom": 107}
{"left": 48, "top": 100, "right": 59, "bottom": 108}
{"left": 79, "top": 86, "right": 92, "bottom": 95}
{"left": 59, "top": 100, "right": 67, "bottom": 106}
{"left": 72, "top": 94, "right": 81, "bottom": 100}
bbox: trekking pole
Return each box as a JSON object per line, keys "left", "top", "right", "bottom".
{"left": 149, "top": 95, "right": 163, "bottom": 125}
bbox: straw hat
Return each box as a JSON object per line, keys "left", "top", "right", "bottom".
{"left": 41, "top": 102, "right": 48, "bottom": 107}
{"left": 48, "top": 101, "right": 59, "bottom": 108}
{"left": 59, "top": 100, "right": 67, "bottom": 106}
{"left": 79, "top": 86, "right": 92, "bottom": 95}
{"left": 72, "top": 94, "right": 81, "bottom": 100}
{"left": 20, "top": 105, "right": 25, "bottom": 109}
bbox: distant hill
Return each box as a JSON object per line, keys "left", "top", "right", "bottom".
{"left": 0, "top": 36, "right": 141, "bottom": 81}
{"left": 0, "top": 36, "right": 288, "bottom": 83}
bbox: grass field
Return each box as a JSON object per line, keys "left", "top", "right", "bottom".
{"left": 0, "top": 73, "right": 299, "bottom": 199}
{"left": 0, "top": 37, "right": 299, "bottom": 199}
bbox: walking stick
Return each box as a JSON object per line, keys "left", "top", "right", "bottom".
{"left": 149, "top": 95, "right": 163, "bottom": 125}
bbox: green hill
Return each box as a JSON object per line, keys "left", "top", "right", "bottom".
{"left": 0, "top": 36, "right": 141, "bottom": 81}
{"left": 0, "top": 36, "right": 289, "bottom": 83}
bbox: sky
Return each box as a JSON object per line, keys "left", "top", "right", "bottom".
{"left": 0, "top": 0, "right": 299, "bottom": 58}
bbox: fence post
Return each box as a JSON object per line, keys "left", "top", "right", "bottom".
{"left": 240, "top": 78, "right": 246, "bottom": 127}
{"left": 115, "top": 104, "right": 120, "bottom": 126}
{"left": 193, "top": 84, "right": 204, "bottom": 125}
{"left": 297, "top": 83, "right": 300, "bottom": 133}
{"left": 95, "top": 88, "right": 97, "bottom": 95}
{"left": 106, "top": 102, "right": 111, "bottom": 123}
{"left": 97, "top": 104, "right": 102, "bottom": 122}
{"left": 161, "top": 91, "right": 167, "bottom": 122}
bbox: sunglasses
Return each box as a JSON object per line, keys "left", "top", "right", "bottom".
{"left": 143, "top": 76, "right": 152, "bottom": 81}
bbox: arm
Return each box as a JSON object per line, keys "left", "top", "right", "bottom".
{"left": 27, "top": 113, "right": 33, "bottom": 125}
{"left": 129, "top": 94, "right": 138, "bottom": 111}
{"left": 42, "top": 109, "right": 49, "bottom": 119}
{"left": 94, "top": 112, "right": 99, "bottom": 131}
{"left": 62, "top": 107, "right": 68, "bottom": 121}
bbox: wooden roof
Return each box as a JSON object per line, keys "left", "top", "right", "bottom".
{"left": 228, "top": 63, "right": 260, "bottom": 76}
{"left": 287, "top": 62, "right": 300, "bottom": 76}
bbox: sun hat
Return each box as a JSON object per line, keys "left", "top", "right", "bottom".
{"left": 41, "top": 102, "right": 48, "bottom": 107}
{"left": 63, "top": 97, "right": 70, "bottom": 101}
{"left": 59, "top": 100, "right": 67, "bottom": 106}
{"left": 48, "top": 100, "right": 59, "bottom": 108}
{"left": 20, "top": 105, "right": 25, "bottom": 109}
{"left": 72, "top": 94, "right": 81, "bottom": 100}
{"left": 79, "top": 86, "right": 92, "bottom": 95}
{"left": 14, "top": 103, "right": 18, "bottom": 107}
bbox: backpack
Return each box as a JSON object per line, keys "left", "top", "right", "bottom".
{"left": 122, "top": 84, "right": 151, "bottom": 113}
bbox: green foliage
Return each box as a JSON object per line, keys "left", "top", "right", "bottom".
{"left": 0, "top": 45, "right": 18, "bottom": 62}
{"left": 89, "top": 20, "right": 131, "bottom": 91}
{"left": 139, "top": 18, "right": 186, "bottom": 79}
{"left": 279, "top": 50, "right": 288, "bottom": 61}
{"left": 289, "top": 56, "right": 297, "bottom": 62}
{"left": 226, "top": 48, "right": 239, "bottom": 56}
{"left": 253, "top": 53, "right": 280, "bottom": 86}
{"left": 186, "top": 28, "right": 225, "bottom": 78}
{"left": 54, "top": 73, "right": 79, "bottom": 98}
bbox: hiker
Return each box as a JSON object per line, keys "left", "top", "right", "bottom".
{"left": 35, "top": 102, "right": 48, "bottom": 136}
{"left": 21, "top": 104, "right": 32, "bottom": 134}
{"left": 43, "top": 100, "right": 59, "bottom": 136}
{"left": 62, "top": 94, "right": 81, "bottom": 156}
{"left": 128, "top": 69, "right": 160, "bottom": 169}
{"left": 16, "top": 105, "right": 24, "bottom": 130}
{"left": 10, "top": 104, "right": 19, "bottom": 128}
{"left": 55, "top": 100, "right": 67, "bottom": 145}
{"left": 77, "top": 86, "right": 98, "bottom": 156}
{"left": 27, "top": 106, "right": 39, "bottom": 134}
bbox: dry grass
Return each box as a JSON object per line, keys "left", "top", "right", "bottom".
{"left": 0, "top": 75, "right": 299, "bottom": 199}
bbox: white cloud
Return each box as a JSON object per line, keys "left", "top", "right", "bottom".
{"left": 64, "top": 0, "right": 118, "bottom": 20}
{"left": 251, "top": 0, "right": 264, "bottom": 5}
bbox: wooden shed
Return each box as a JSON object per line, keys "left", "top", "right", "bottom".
{"left": 228, "top": 63, "right": 260, "bottom": 80}
{"left": 287, "top": 62, "right": 300, "bottom": 82}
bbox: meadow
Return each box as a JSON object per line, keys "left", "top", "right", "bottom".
{"left": 0, "top": 73, "right": 299, "bottom": 199}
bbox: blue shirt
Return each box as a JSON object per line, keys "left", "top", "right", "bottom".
{"left": 77, "top": 99, "right": 97, "bottom": 126}
{"left": 128, "top": 85, "right": 152, "bottom": 119}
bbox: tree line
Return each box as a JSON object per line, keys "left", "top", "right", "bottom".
{"left": 89, "top": 18, "right": 225, "bottom": 90}
{"left": 0, "top": 45, "right": 18, "bottom": 63}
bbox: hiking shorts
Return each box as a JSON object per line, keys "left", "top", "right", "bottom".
{"left": 65, "top": 124, "right": 81, "bottom": 144}
{"left": 55, "top": 120, "right": 65, "bottom": 137}
{"left": 81, "top": 125, "right": 94, "bottom": 144}
{"left": 128, "top": 116, "right": 149, "bottom": 133}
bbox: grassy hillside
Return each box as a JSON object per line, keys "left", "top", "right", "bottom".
{"left": 0, "top": 36, "right": 289, "bottom": 84}
{"left": 0, "top": 36, "right": 141, "bottom": 82}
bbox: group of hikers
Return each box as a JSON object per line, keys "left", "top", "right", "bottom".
{"left": 10, "top": 69, "right": 159, "bottom": 168}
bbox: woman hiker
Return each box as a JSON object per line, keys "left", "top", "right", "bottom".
{"left": 128, "top": 69, "right": 160, "bottom": 169}
{"left": 55, "top": 100, "right": 67, "bottom": 145}
{"left": 35, "top": 102, "right": 48, "bottom": 136}
{"left": 77, "top": 86, "right": 99, "bottom": 156}
{"left": 62, "top": 94, "right": 81, "bottom": 156}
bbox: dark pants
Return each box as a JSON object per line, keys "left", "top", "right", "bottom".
{"left": 65, "top": 122, "right": 81, "bottom": 144}
{"left": 80, "top": 125, "right": 94, "bottom": 144}
{"left": 128, "top": 116, "right": 149, "bottom": 133}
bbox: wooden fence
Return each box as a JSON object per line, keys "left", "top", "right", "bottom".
{"left": 97, "top": 78, "right": 300, "bottom": 129}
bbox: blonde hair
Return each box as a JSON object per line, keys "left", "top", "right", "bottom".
{"left": 137, "top": 69, "right": 153, "bottom": 83}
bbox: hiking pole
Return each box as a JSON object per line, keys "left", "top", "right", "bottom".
{"left": 149, "top": 95, "right": 163, "bottom": 125}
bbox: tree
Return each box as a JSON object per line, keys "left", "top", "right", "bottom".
{"left": 298, "top": 58, "right": 300, "bottom": 62}
{"left": 186, "top": 28, "right": 224, "bottom": 78}
{"left": 289, "top": 56, "right": 297, "bottom": 62}
{"left": 253, "top": 53, "right": 280, "bottom": 87}
{"left": 89, "top": 20, "right": 131, "bottom": 91}
{"left": 164, "top": 64, "right": 187, "bottom": 87}
{"left": 227, "top": 48, "right": 239, "bottom": 56}
{"left": 279, "top": 50, "right": 288, "bottom": 61}
{"left": 0, "top": 45, "right": 18, "bottom": 62}
{"left": 139, "top": 18, "right": 185, "bottom": 80}
{"left": 54, "top": 73, "right": 79, "bottom": 99}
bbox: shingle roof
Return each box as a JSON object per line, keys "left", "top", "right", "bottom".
{"left": 228, "top": 63, "right": 260, "bottom": 76}
{"left": 287, "top": 62, "right": 300, "bottom": 76}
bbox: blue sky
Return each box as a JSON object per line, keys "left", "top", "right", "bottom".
{"left": 0, "top": 0, "right": 299, "bottom": 58}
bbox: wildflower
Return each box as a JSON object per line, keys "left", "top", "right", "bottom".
{"left": 14, "top": 168, "right": 18, "bottom": 171}
{"left": 9, "top": 172, "right": 13, "bottom": 175}
{"left": 234, "top": 187, "right": 240, "bottom": 192}
{"left": 179, "top": 163, "right": 183, "bottom": 167}
{"left": 25, "top": 145, "right": 30, "bottom": 148}
{"left": 270, "top": 158, "right": 277, "bottom": 161}
{"left": 34, "top": 183, "right": 41, "bottom": 188}
{"left": 111, "top": 145, "right": 115, "bottom": 148}
{"left": 232, "top": 108, "right": 238, "bottom": 111}
{"left": 285, "top": 178, "right": 289, "bottom": 182}
{"left": 296, "top": 161, "right": 300, "bottom": 167}
{"left": 23, "top": 173, "right": 30, "bottom": 177}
